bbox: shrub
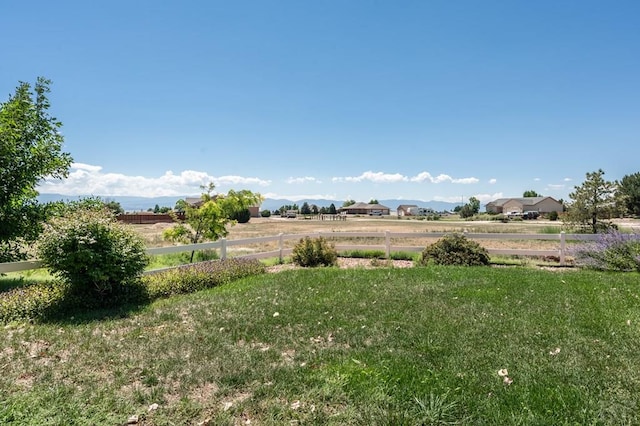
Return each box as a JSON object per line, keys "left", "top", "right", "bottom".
{"left": 549, "top": 211, "right": 559, "bottom": 221}
{"left": 231, "top": 208, "right": 252, "bottom": 223}
{"left": 142, "top": 258, "right": 266, "bottom": 298}
{"left": 37, "top": 207, "right": 149, "bottom": 303}
{"left": 261, "top": 209, "right": 271, "bottom": 217}
{"left": 291, "top": 236, "right": 338, "bottom": 267}
{"left": 0, "top": 280, "right": 70, "bottom": 323}
{"left": 572, "top": 230, "right": 640, "bottom": 272}
{"left": 419, "top": 233, "right": 490, "bottom": 266}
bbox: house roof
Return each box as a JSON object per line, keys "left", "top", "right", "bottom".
{"left": 488, "top": 196, "right": 557, "bottom": 207}
{"left": 397, "top": 204, "right": 418, "bottom": 210}
{"left": 340, "top": 202, "right": 390, "bottom": 210}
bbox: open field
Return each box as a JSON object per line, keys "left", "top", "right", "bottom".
{"left": 2, "top": 266, "right": 639, "bottom": 425}
{"left": 135, "top": 216, "right": 640, "bottom": 262}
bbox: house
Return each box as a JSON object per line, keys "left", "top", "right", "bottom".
{"left": 397, "top": 204, "right": 418, "bottom": 216}
{"left": 339, "top": 202, "right": 391, "bottom": 216}
{"left": 485, "top": 196, "right": 563, "bottom": 214}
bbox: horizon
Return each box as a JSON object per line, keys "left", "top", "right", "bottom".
{"left": 3, "top": 1, "right": 639, "bottom": 205}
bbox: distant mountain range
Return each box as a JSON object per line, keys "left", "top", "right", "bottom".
{"left": 37, "top": 194, "right": 464, "bottom": 213}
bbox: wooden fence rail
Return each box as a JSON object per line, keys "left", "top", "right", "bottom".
{"left": 0, "top": 231, "right": 599, "bottom": 274}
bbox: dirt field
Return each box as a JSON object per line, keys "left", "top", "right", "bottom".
{"left": 132, "top": 216, "right": 592, "bottom": 256}
{"left": 132, "top": 216, "right": 640, "bottom": 260}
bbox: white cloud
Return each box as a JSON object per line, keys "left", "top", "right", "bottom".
{"left": 38, "top": 164, "right": 271, "bottom": 197}
{"left": 452, "top": 177, "right": 479, "bottom": 184}
{"left": 332, "top": 171, "right": 480, "bottom": 185}
{"left": 262, "top": 192, "right": 337, "bottom": 202}
{"left": 72, "top": 162, "right": 103, "bottom": 172}
{"left": 215, "top": 175, "right": 271, "bottom": 186}
{"left": 546, "top": 184, "right": 565, "bottom": 190}
{"left": 286, "top": 176, "right": 321, "bottom": 184}
{"left": 534, "top": 177, "right": 541, "bottom": 181}
{"left": 473, "top": 193, "right": 504, "bottom": 204}
{"left": 332, "top": 171, "right": 408, "bottom": 183}
{"left": 410, "top": 172, "right": 478, "bottom": 184}
{"left": 489, "top": 178, "right": 497, "bottom": 184}
{"left": 432, "top": 192, "right": 502, "bottom": 204}
{"left": 563, "top": 177, "right": 572, "bottom": 182}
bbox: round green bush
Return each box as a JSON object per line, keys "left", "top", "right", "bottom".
{"left": 37, "top": 207, "right": 149, "bottom": 301}
{"left": 231, "top": 208, "right": 251, "bottom": 223}
{"left": 291, "top": 236, "right": 338, "bottom": 267}
{"left": 261, "top": 209, "right": 271, "bottom": 217}
{"left": 419, "top": 233, "right": 490, "bottom": 266}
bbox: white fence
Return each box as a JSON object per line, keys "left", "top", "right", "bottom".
{"left": 0, "top": 231, "right": 599, "bottom": 274}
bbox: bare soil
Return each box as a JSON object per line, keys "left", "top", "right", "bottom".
{"left": 132, "top": 216, "right": 640, "bottom": 265}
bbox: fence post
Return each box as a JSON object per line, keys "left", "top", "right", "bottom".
{"left": 278, "top": 233, "right": 284, "bottom": 263}
{"left": 385, "top": 230, "right": 391, "bottom": 259}
{"left": 559, "top": 231, "right": 566, "bottom": 266}
{"left": 220, "top": 238, "right": 227, "bottom": 260}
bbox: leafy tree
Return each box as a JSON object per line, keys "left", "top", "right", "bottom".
{"left": 328, "top": 203, "right": 337, "bottom": 214}
{"left": 104, "top": 200, "right": 124, "bottom": 215}
{"left": 0, "top": 77, "right": 73, "bottom": 261}
{"left": 153, "top": 204, "right": 161, "bottom": 213}
{"left": 342, "top": 200, "right": 356, "bottom": 207}
{"left": 566, "top": 169, "right": 617, "bottom": 233}
{"left": 311, "top": 204, "right": 319, "bottom": 214}
{"left": 459, "top": 197, "right": 480, "bottom": 218}
{"left": 618, "top": 172, "right": 640, "bottom": 216}
{"left": 301, "top": 202, "right": 311, "bottom": 215}
{"left": 369, "top": 199, "right": 379, "bottom": 204}
{"left": 523, "top": 190, "right": 542, "bottom": 197}
{"left": 163, "top": 183, "right": 262, "bottom": 262}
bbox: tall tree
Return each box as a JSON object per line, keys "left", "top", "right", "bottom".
{"left": 459, "top": 196, "right": 480, "bottom": 218}
{"left": 566, "top": 169, "right": 617, "bottom": 233}
{"left": 523, "top": 190, "right": 542, "bottom": 197}
{"left": 618, "top": 172, "right": 640, "bottom": 216}
{"left": 369, "top": 199, "right": 379, "bottom": 204}
{"left": 300, "top": 202, "right": 311, "bottom": 215}
{"left": 342, "top": 200, "right": 356, "bottom": 207}
{"left": 163, "top": 184, "right": 262, "bottom": 262}
{"left": 328, "top": 203, "right": 337, "bottom": 214}
{"left": 0, "top": 78, "right": 73, "bottom": 261}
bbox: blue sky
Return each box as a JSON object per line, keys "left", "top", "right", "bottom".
{"left": 2, "top": 1, "right": 639, "bottom": 204}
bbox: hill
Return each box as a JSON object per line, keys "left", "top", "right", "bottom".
{"left": 37, "top": 194, "right": 464, "bottom": 213}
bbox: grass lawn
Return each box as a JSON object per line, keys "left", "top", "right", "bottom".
{"left": 2, "top": 266, "right": 640, "bottom": 425}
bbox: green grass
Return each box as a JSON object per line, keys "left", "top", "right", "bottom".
{"left": 2, "top": 267, "right": 640, "bottom": 424}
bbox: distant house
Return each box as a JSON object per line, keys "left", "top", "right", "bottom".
{"left": 339, "top": 202, "right": 391, "bottom": 216}
{"left": 397, "top": 204, "right": 418, "bottom": 216}
{"left": 485, "top": 197, "right": 563, "bottom": 214}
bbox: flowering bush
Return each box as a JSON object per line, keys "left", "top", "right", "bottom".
{"left": 37, "top": 207, "right": 149, "bottom": 300}
{"left": 572, "top": 230, "right": 640, "bottom": 272}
